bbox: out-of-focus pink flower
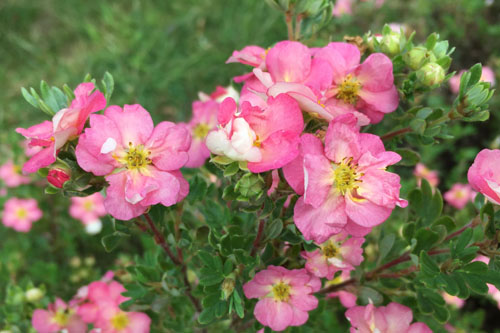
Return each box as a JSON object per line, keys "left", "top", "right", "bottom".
{"left": 414, "top": 163, "right": 439, "bottom": 187}
{"left": 332, "top": 0, "right": 353, "bottom": 17}
{"left": 345, "top": 302, "right": 432, "bottom": 333}
{"left": 47, "top": 167, "right": 71, "bottom": 188}
{"left": 449, "top": 66, "right": 496, "bottom": 94}
{"left": 2, "top": 197, "right": 42, "bottom": 232}
{"left": 442, "top": 292, "right": 465, "bottom": 308}
{"left": 314, "top": 42, "right": 399, "bottom": 123}
{"left": 75, "top": 104, "right": 191, "bottom": 220}
{"left": 198, "top": 85, "right": 240, "bottom": 103}
{"left": 474, "top": 255, "right": 500, "bottom": 309}
{"left": 184, "top": 100, "right": 219, "bottom": 168}
{"left": 76, "top": 277, "right": 151, "bottom": 333}
{"left": 206, "top": 94, "right": 303, "bottom": 173}
{"left": 243, "top": 265, "right": 320, "bottom": 331}
{"left": 444, "top": 183, "right": 476, "bottom": 209}
{"left": 467, "top": 149, "right": 500, "bottom": 205}
{"left": 290, "top": 114, "right": 407, "bottom": 243}
{"left": 0, "top": 160, "right": 30, "bottom": 187}
{"left": 326, "top": 271, "right": 357, "bottom": 308}
{"left": 32, "top": 298, "right": 86, "bottom": 333}
{"left": 16, "top": 83, "right": 106, "bottom": 174}
{"left": 301, "top": 233, "right": 364, "bottom": 279}
{"left": 69, "top": 193, "right": 106, "bottom": 234}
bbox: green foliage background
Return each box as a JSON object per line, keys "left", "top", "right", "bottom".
{"left": 1, "top": 0, "right": 500, "bottom": 332}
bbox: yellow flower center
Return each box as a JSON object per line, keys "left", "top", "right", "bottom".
{"left": 253, "top": 135, "right": 262, "bottom": 148}
{"left": 336, "top": 74, "right": 361, "bottom": 105}
{"left": 116, "top": 142, "right": 152, "bottom": 172}
{"left": 322, "top": 241, "right": 338, "bottom": 258}
{"left": 272, "top": 282, "right": 291, "bottom": 302}
{"left": 52, "top": 311, "right": 68, "bottom": 326}
{"left": 111, "top": 312, "right": 130, "bottom": 330}
{"left": 83, "top": 201, "right": 94, "bottom": 212}
{"left": 333, "top": 158, "right": 360, "bottom": 195}
{"left": 193, "top": 123, "right": 211, "bottom": 139}
{"left": 16, "top": 208, "right": 27, "bottom": 219}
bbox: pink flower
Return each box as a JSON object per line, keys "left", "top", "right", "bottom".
{"left": 22, "top": 139, "right": 43, "bottom": 157}
{"left": 442, "top": 292, "right": 465, "bottom": 309}
{"left": 69, "top": 193, "right": 107, "bottom": 234}
{"left": 314, "top": 42, "right": 399, "bottom": 123}
{"left": 414, "top": 162, "right": 439, "bottom": 187}
{"left": 47, "top": 167, "right": 71, "bottom": 188}
{"left": 301, "top": 232, "right": 364, "bottom": 279}
{"left": 0, "top": 160, "right": 30, "bottom": 187}
{"left": 467, "top": 149, "right": 500, "bottom": 205}
{"left": 2, "top": 197, "right": 42, "bottom": 232}
{"left": 444, "top": 183, "right": 476, "bottom": 209}
{"left": 226, "top": 46, "right": 267, "bottom": 83}
{"left": 16, "top": 83, "right": 106, "bottom": 173}
{"left": 332, "top": 0, "right": 353, "bottom": 17}
{"left": 32, "top": 298, "right": 86, "bottom": 333}
{"left": 345, "top": 302, "right": 432, "bottom": 333}
{"left": 291, "top": 114, "right": 407, "bottom": 243}
{"left": 198, "top": 85, "right": 240, "bottom": 103}
{"left": 184, "top": 100, "right": 219, "bottom": 168}
{"left": 243, "top": 265, "right": 320, "bottom": 331}
{"left": 77, "top": 278, "right": 150, "bottom": 333}
{"left": 205, "top": 94, "right": 303, "bottom": 173}
{"left": 449, "top": 66, "right": 496, "bottom": 94}
{"left": 75, "top": 104, "right": 191, "bottom": 220}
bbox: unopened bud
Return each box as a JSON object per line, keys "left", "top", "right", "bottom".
{"left": 84, "top": 256, "right": 96, "bottom": 266}
{"left": 417, "top": 63, "right": 445, "bottom": 86}
{"left": 404, "top": 46, "right": 436, "bottom": 70}
{"left": 380, "top": 32, "right": 402, "bottom": 56}
{"left": 221, "top": 278, "right": 235, "bottom": 300}
{"left": 47, "top": 167, "right": 71, "bottom": 188}
{"left": 25, "top": 288, "right": 44, "bottom": 302}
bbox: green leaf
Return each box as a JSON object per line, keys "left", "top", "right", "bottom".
{"left": 409, "top": 118, "right": 426, "bottom": 135}
{"left": 358, "top": 287, "right": 383, "bottom": 305}
{"left": 433, "top": 216, "right": 455, "bottom": 232}
{"left": 378, "top": 234, "right": 395, "bottom": 264}
{"left": 223, "top": 260, "right": 234, "bottom": 276}
{"left": 101, "top": 232, "right": 129, "bottom": 252}
{"left": 414, "top": 229, "right": 439, "bottom": 253}
{"left": 454, "top": 228, "right": 473, "bottom": 256}
{"left": 263, "top": 219, "right": 283, "bottom": 242}
{"left": 394, "top": 148, "right": 421, "bottom": 166}
{"left": 102, "top": 71, "right": 114, "bottom": 101}
{"left": 460, "top": 272, "right": 489, "bottom": 295}
{"left": 420, "top": 251, "right": 440, "bottom": 276}
{"left": 233, "top": 290, "right": 245, "bottom": 318}
{"left": 198, "top": 306, "right": 216, "bottom": 324}
{"left": 223, "top": 162, "right": 240, "bottom": 177}
{"left": 197, "top": 250, "right": 215, "bottom": 267}
{"left": 439, "top": 273, "right": 459, "bottom": 296}
{"left": 468, "top": 63, "right": 483, "bottom": 86}
{"left": 21, "top": 87, "right": 39, "bottom": 108}
{"left": 44, "top": 185, "right": 60, "bottom": 195}
{"left": 199, "top": 268, "right": 224, "bottom": 286}
{"left": 403, "top": 222, "right": 416, "bottom": 243}
{"left": 425, "top": 33, "right": 438, "bottom": 50}
{"left": 187, "top": 176, "right": 208, "bottom": 204}
{"left": 202, "top": 293, "right": 221, "bottom": 308}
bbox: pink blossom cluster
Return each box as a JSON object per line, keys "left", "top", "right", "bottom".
{"left": 69, "top": 192, "right": 107, "bottom": 234}
{"left": 32, "top": 271, "right": 150, "bottom": 333}
{"left": 1, "top": 197, "right": 42, "bottom": 232}
{"left": 345, "top": 302, "right": 431, "bottom": 332}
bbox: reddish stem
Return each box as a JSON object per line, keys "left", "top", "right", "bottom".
{"left": 380, "top": 127, "right": 412, "bottom": 141}
{"left": 251, "top": 220, "right": 266, "bottom": 257}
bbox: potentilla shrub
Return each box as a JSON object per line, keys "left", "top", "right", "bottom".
{"left": 6, "top": 1, "right": 500, "bottom": 332}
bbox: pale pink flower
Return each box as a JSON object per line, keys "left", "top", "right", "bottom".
{"left": 69, "top": 193, "right": 107, "bottom": 234}
{"left": 94, "top": 305, "right": 151, "bottom": 333}
{"left": 442, "top": 292, "right": 465, "bottom": 308}
{"left": 314, "top": 42, "right": 399, "bottom": 123}
{"left": 414, "top": 163, "right": 439, "bottom": 187}
{"left": 327, "top": 271, "right": 357, "bottom": 308}
{"left": 332, "top": 0, "right": 353, "bottom": 17}
{"left": 16, "top": 83, "right": 106, "bottom": 173}
{"left": 467, "top": 149, "right": 500, "bottom": 205}
{"left": 444, "top": 183, "right": 476, "bottom": 209}
{"left": 301, "top": 232, "right": 364, "bottom": 279}
{"left": 226, "top": 45, "right": 267, "bottom": 83}
{"left": 449, "top": 66, "right": 496, "bottom": 94}
{"left": 290, "top": 114, "right": 407, "bottom": 242}
{"left": 2, "top": 197, "right": 42, "bottom": 232}
{"left": 243, "top": 265, "right": 320, "bottom": 331}
{"left": 32, "top": 298, "right": 86, "bottom": 333}
{"left": 75, "top": 104, "right": 191, "bottom": 220}
{"left": 345, "top": 302, "right": 432, "bottom": 333}
{"left": 184, "top": 100, "right": 219, "bottom": 168}
{"left": 0, "top": 160, "right": 30, "bottom": 187}
{"left": 206, "top": 94, "right": 303, "bottom": 173}
{"left": 198, "top": 85, "right": 240, "bottom": 103}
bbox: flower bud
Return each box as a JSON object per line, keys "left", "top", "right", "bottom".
{"left": 25, "top": 288, "right": 44, "bottom": 303}
{"left": 47, "top": 167, "right": 71, "bottom": 188}
{"left": 380, "top": 31, "right": 402, "bottom": 56}
{"left": 235, "top": 173, "right": 265, "bottom": 200}
{"left": 221, "top": 278, "right": 236, "bottom": 300}
{"left": 417, "top": 63, "right": 445, "bottom": 86}
{"left": 404, "top": 46, "right": 436, "bottom": 70}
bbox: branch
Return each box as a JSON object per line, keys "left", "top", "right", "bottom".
{"left": 142, "top": 213, "right": 201, "bottom": 312}
{"left": 251, "top": 220, "right": 266, "bottom": 257}
{"left": 380, "top": 127, "right": 412, "bottom": 141}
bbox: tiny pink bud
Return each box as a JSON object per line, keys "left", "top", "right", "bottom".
{"left": 47, "top": 168, "right": 71, "bottom": 188}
